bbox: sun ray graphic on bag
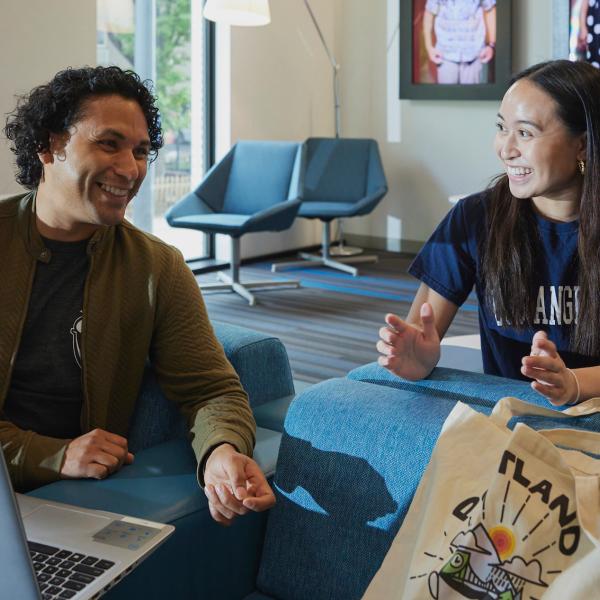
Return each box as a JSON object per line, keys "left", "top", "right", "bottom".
{"left": 499, "top": 481, "right": 511, "bottom": 523}
{"left": 511, "top": 494, "right": 531, "bottom": 526}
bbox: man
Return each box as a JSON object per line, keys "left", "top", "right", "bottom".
{"left": 423, "top": 0, "right": 496, "bottom": 85}
{"left": 1, "top": 65, "right": 274, "bottom": 525}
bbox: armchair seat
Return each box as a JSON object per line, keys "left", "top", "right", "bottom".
{"left": 169, "top": 213, "right": 250, "bottom": 234}
{"left": 298, "top": 202, "right": 358, "bottom": 218}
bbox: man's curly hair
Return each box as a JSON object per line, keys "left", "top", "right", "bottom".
{"left": 4, "top": 65, "right": 164, "bottom": 189}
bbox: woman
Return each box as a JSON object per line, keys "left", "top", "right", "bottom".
{"left": 377, "top": 59, "right": 600, "bottom": 406}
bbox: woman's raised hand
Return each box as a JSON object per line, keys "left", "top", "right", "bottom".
{"left": 377, "top": 302, "right": 441, "bottom": 381}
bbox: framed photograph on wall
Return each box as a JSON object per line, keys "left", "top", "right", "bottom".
{"left": 399, "top": 0, "right": 512, "bottom": 100}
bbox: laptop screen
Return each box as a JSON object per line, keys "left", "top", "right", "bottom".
{"left": 0, "top": 449, "right": 41, "bottom": 600}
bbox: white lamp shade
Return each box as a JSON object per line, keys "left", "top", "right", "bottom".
{"left": 203, "top": 0, "right": 271, "bottom": 26}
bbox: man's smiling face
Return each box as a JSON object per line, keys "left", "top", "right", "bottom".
{"left": 40, "top": 94, "right": 151, "bottom": 232}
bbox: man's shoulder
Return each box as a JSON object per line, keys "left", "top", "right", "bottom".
{"left": 116, "top": 219, "right": 184, "bottom": 263}
{"left": 0, "top": 192, "right": 28, "bottom": 219}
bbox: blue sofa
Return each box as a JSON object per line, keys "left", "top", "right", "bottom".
{"left": 29, "top": 326, "right": 600, "bottom": 599}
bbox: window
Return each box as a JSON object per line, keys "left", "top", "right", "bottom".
{"left": 97, "top": 0, "right": 214, "bottom": 261}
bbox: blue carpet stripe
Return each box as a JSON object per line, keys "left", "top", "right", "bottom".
{"left": 297, "top": 279, "right": 480, "bottom": 309}
{"left": 256, "top": 263, "right": 478, "bottom": 307}
{"left": 253, "top": 263, "right": 477, "bottom": 304}
{"left": 262, "top": 265, "right": 425, "bottom": 290}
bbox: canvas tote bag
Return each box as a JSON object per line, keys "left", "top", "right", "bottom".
{"left": 363, "top": 396, "right": 600, "bottom": 600}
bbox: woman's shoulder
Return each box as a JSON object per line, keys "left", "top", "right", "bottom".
{"left": 449, "top": 190, "right": 490, "bottom": 227}
{"left": 455, "top": 190, "right": 491, "bottom": 211}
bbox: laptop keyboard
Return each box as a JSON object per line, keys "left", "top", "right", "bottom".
{"left": 28, "top": 541, "right": 115, "bottom": 599}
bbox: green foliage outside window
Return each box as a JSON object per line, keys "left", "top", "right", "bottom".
{"left": 107, "top": 0, "right": 191, "bottom": 139}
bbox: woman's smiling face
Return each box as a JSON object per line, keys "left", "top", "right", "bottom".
{"left": 494, "top": 78, "right": 586, "bottom": 212}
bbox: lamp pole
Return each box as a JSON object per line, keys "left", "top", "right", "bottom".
{"left": 303, "top": 1, "right": 364, "bottom": 255}
{"left": 303, "top": 0, "right": 340, "bottom": 138}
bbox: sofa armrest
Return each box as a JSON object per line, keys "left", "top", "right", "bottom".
{"left": 212, "top": 321, "right": 295, "bottom": 407}
{"left": 346, "top": 363, "right": 544, "bottom": 405}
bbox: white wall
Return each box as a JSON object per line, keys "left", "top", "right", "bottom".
{"left": 0, "top": 0, "right": 97, "bottom": 197}
{"left": 337, "top": 0, "right": 555, "bottom": 248}
{"left": 218, "top": 0, "right": 338, "bottom": 259}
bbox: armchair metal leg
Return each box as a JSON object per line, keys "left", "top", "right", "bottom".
{"left": 200, "top": 238, "right": 299, "bottom": 305}
{"left": 328, "top": 219, "right": 364, "bottom": 257}
{"left": 323, "top": 258, "right": 358, "bottom": 276}
{"left": 271, "top": 222, "right": 378, "bottom": 276}
{"left": 232, "top": 282, "right": 257, "bottom": 306}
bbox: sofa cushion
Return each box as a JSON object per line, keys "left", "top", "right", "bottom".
{"left": 30, "top": 427, "right": 281, "bottom": 521}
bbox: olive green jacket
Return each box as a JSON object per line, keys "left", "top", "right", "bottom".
{"left": 0, "top": 192, "right": 255, "bottom": 491}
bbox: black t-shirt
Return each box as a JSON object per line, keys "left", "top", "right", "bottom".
{"left": 4, "top": 236, "right": 89, "bottom": 439}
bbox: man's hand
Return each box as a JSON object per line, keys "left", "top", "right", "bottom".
{"left": 376, "top": 302, "right": 441, "bottom": 381}
{"left": 60, "top": 429, "right": 134, "bottom": 480}
{"left": 521, "top": 331, "right": 577, "bottom": 406}
{"left": 204, "top": 443, "right": 275, "bottom": 526}
{"left": 479, "top": 45, "right": 495, "bottom": 64}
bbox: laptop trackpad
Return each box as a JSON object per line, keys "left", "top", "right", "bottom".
{"left": 22, "top": 504, "right": 111, "bottom": 539}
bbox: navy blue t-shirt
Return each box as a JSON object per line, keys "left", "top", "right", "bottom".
{"left": 409, "top": 191, "right": 598, "bottom": 380}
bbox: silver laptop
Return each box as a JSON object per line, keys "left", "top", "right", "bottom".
{"left": 0, "top": 449, "right": 174, "bottom": 600}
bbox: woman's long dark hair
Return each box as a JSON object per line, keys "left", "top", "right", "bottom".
{"left": 482, "top": 60, "right": 600, "bottom": 356}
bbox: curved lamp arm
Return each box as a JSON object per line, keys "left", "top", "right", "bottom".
{"left": 203, "top": 0, "right": 340, "bottom": 137}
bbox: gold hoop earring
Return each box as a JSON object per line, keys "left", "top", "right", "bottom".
{"left": 578, "top": 159, "right": 585, "bottom": 175}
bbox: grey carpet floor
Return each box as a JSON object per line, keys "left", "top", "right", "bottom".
{"left": 199, "top": 251, "right": 479, "bottom": 383}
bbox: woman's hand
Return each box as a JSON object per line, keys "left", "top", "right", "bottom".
{"left": 521, "top": 331, "right": 578, "bottom": 406}
{"left": 377, "top": 302, "right": 441, "bottom": 381}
